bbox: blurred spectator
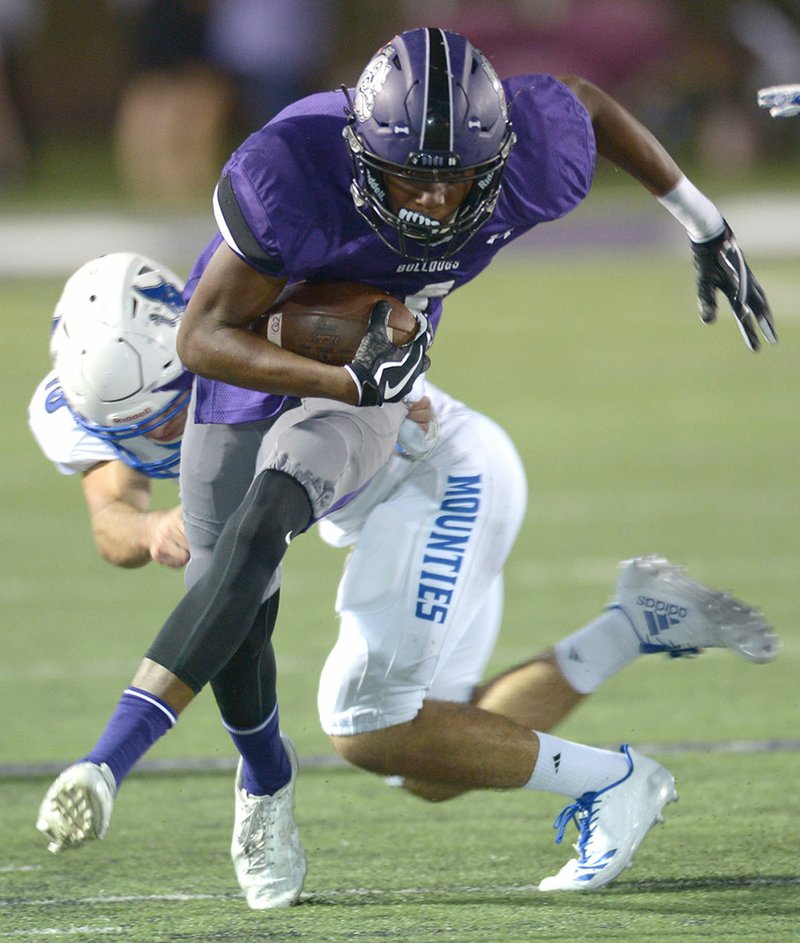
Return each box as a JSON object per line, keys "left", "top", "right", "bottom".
{"left": 397, "top": 0, "right": 681, "bottom": 93}
{"left": 110, "top": 0, "right": 337, "bottom": 203}
{"left": 669, "top": 1, "right": 800, "bottom": 171}
{"left": 206, "top": 0, "right": 335, "bottom": 130}
{"left": 730, "top": 0, "right": 800, "bottom": 89}
{"left": 723, "top": 0, "right": 800, "bottom": 160}
{"left": 6, "top": 0, "right": 798, "bottom": 199}
{"left": 0, "top": 0, "right": 42, "bottom": 187}
{"left": 110, "top": 0, "right": 235, "bottom": 204}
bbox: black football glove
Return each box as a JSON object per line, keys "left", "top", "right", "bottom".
{"left": 690, "top": 221, "right": 777, "bottom": 351}
{"left": 345, "top": 301, "right": 431, "bottom": 406}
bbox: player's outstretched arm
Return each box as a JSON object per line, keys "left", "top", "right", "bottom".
{"left": 81, "top": 461, "right": 188, "bottom": 568}
{"left": 562, "top": 75, "right": 776, "bottom": 351}
{"left": 560, "top": 74, "right": 683, "bottom": 197}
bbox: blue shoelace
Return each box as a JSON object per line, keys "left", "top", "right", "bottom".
{"left": 550, "top": 745, "right": 635, "bottom": 858}
{"left": 552, "top": 792, "right": 600, "bottom": 856}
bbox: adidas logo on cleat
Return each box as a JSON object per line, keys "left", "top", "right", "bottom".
{"left": 636, "top": 596, "right": 687, "bottom": 635}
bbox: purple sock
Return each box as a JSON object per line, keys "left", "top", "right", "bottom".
{"left": 83, "top": 687, "right": 177, "bottom": 788}
{"left": 224, "top": 704, "right": 291, "bottom": 796}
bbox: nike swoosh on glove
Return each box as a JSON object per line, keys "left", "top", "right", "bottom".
{"left": 345, "top": 301, "right": 431, "bottom": 406}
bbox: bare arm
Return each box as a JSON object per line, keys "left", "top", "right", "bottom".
{"left": 560, "top": 75, "right": 682, "bottom": 197}
{"left": 562, "top": 74, "right": 776, "bottom": 352}
{"left": 177, "top": 241, "right": 358, "bottom": 404}
{"left": 81, "top": 461, "right": 189, "bottom": 569}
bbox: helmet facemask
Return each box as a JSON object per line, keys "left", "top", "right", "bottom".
{"left": 344, "top": 27, "right": 516, "bottom": 260}
{"left": 68, "top": 372, "right": 191, "bottom": 479}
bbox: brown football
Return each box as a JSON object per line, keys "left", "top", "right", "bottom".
{"left": 252, "top": 281, "right": 417, "bottom": 366}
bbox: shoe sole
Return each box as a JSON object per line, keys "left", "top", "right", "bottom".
{"left": 619, "top": 557, "right": 778, "bottom": 663}
{"left": 37, "top": 769, "right": 112, "bottom": 853}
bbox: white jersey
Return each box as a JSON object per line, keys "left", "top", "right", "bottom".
{"left": 28, "top": 371, "right": 118, "bottom": 475}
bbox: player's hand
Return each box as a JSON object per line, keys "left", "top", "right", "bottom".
{"left": 148, "top": 505, "right": 190, "bottom": 568}
{"left": 345, "top": 301, "right": 431, "bottom": 406}
{"left": 758, "top": 84, "right": 800, "bottom": 118}
{"left": 405, "top": 395, "right": 434, "bottom": 432}
{"left": 397, "top": 395, "right": 440, "bottom": 460}
{"left": 690, "top": 222, "right": 777, "bottom": 351}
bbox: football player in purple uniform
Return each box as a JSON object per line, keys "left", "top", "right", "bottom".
{"left": 38, "top": 27, "right": 778, "bottom": 904}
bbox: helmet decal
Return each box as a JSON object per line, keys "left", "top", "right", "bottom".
{"left": 353, "top": 47, "right": 394, "bottom": 122}
{"left": 135, "top": 278, "right": 185, "bottom": 324}
{"left": 483, "top": 53, "right": 509, "bottom": 124}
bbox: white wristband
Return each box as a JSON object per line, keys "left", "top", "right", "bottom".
{"left": 657, "top": 176, "right": 725, "bottom": 243}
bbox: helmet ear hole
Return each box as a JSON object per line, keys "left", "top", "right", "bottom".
{"left": 346, "top": 27, "right": 515, "bottom": 259}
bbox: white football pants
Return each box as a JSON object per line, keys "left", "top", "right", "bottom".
{"left": 317, "top": 384, "right": 528, "bottom": 735}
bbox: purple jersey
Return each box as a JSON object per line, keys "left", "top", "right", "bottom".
{"left": 188, "top": 74, "right": 595, "bottom": 423}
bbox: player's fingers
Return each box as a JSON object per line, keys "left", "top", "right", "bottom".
{"left": 406, "top": 396, "right": 434, "bottom": 428}
{"left": 368, "top": 300, "right": 393, "bottom": 332}
{"left": 757, "top": 84, "right": 800, "bottom": 117}
{"left": 409, "top": 310, "right": 430, "bottom": 343}
{"left": 734, "top": 305, "right": 760, "bottom": 351}
{"left": 758, "top": 310, "right": 778, "bottom": 344}
{"left": 697, "top": 286, "right": 718, "bottom": 324}
{"left": 152, "top": 540, "right": 190, "bottom": 568}
{"left": 749, "top": 280, "right": 778, "bottom": 344}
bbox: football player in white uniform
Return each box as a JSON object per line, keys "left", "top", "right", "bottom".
{"left": 28, "top": 252, "right": 192, "bottom": 569}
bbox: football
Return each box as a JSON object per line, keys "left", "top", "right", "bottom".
{"left": 253, "top": 281, "right": 418, "bottom": 366}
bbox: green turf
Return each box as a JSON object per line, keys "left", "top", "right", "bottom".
{"left": 3, "top": 753, "right": 799, "bottom": 941}
{"left": 2, "top": 251, "right": 799, "bottom": 939}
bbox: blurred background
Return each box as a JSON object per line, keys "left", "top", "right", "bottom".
{"left": 2, "top": 0, "right": 800, "bottom": 213}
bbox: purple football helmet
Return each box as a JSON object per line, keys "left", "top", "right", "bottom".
{"left": 344, "top": 27, "right": 516, "bottom": 259}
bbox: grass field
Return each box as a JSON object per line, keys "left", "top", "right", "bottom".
{"left": 2, "top": 246, "right": 800, "bottom": 941}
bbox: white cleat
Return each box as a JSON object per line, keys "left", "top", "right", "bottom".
{"left": 757, "top": 84, "right": 800, "bottom": 118}
{"left": 36, "top": 762, "right": 117, "bottom": 854}
{"left": 538, "top": 745, "right": 677, "bottom": 892}
{"left": 231, "top": 735, "right": 307, "bottom": 909}
{"left": 612, "top": 554, "right": 780, "bottom": 663}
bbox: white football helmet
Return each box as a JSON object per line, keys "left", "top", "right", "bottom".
{"left": 50, "top": 252, "right": 191, "bottom": 478}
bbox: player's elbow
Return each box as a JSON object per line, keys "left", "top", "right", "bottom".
{"left": 176, "top": 319, "right": 201, "bottom": 374}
